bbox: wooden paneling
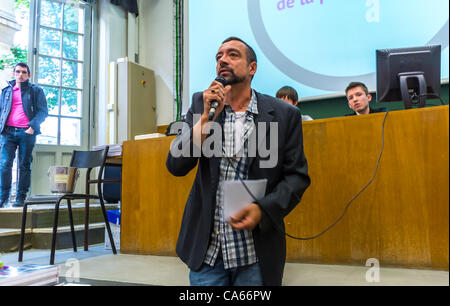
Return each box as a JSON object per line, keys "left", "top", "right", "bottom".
{"left": 121, "top": 106, "right": 449, "bottom": 270}
{"left": 285, "top": 106, "right": 449, "bottom": 270}
{"left": 121, "top": 136, "right": 194, "bottom": 256}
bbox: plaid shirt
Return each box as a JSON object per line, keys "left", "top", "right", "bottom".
{"left": 203, "top": 90, "right": 259, "bottom": 270}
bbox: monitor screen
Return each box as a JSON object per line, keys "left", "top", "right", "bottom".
{"left": 376, "top": 45, "right": 441, "bottom": 108}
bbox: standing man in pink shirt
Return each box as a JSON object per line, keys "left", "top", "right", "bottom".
{"left": 0, "top": 63, "right": 48, "bottom": 208}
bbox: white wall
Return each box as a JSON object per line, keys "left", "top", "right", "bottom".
{"left": 95, "top": 0, "right": 175, "bottom": 145}
{"left": 138, "top": 0, "right": 174, "bottom": 126}
{"left": 0, "top": 0, "right": 20, "bottom": 86}
{"left": 96, "top": 0, "right": 127, "bottom": 145}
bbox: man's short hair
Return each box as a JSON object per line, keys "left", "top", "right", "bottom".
{"left": 222, "top": 37, "right": 257, "bottom": 64}
{"left": 276, "top": 86, "right": 298, "bottom": 103}
{"left": 13, "top": 62, "right": 30, "bottom": 74}
{"left": 345, "top": 82, "right": 369, "bottom": 96}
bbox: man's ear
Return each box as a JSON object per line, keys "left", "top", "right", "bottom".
{"left": 367, "top": 94, "right": 372, "bottom": 102}
{"left": 293, "top": 100, "right": 299, "bottom": 106}
{"left": 249, "top": 62, "right": 257, "bottom": 78}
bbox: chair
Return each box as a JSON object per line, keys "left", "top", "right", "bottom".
{"left": 18, "top": 148, "right": 117, "bottom": 265}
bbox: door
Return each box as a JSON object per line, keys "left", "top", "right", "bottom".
{"left": 28, "top": 0, "right": 94, "bottom": 195}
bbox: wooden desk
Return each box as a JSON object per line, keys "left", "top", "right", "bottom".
{"left": 105, "top": 156, "right": 123, "bottom": 166}
{"left": 121, "top": 106, "right": 449, "bottom": 270}
{"left": 121, "top": 137, "right": 194, "bottom": 256}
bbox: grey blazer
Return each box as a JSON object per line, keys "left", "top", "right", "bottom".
{"left": 166, "top": 90, "right": 310, "bottom": 285}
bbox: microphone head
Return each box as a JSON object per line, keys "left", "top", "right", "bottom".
{"left": 215, "top": 76, "right": 228, "bottom": 86}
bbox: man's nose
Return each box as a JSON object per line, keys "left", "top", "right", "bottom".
{"left": 218, "top": 58, "right": 226, "bottom": 67}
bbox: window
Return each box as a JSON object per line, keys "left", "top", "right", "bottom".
{"left": 34, "top": 0, "right": 91, "bottom": 146}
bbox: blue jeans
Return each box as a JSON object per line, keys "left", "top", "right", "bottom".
{"left": 0, "top": 126, "right": 36, "bottom": 202}
{"left": 189, "top": 255, "right": 263, "bottom": 286}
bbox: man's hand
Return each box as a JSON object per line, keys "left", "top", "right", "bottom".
{"left": 228, "top": 203, "right": 262, "bottom": 231}
{"left": 192, "top": 80, "right": 230, "bottom": 147}
{"left": 25, "top": 127, "right": 34, "bottom": 135}
{"left": 202, "top": 80, "right": 227, "bottom": 121}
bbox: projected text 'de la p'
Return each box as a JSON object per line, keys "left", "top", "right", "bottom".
{"left": 277, "top": 0, "right": 324, "bottom": 11}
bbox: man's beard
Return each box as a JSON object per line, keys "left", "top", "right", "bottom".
{"left": 221, "top": 69, "right": 246, "bottom": 85}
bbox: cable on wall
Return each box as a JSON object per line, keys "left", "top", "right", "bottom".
{"left": 173, "top": 0, "right": 184, "bottom": 121}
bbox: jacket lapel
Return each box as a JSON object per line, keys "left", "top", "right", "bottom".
{"left": 209, "top": 109, "right": 226, "bottom": 184}
{"left": 248, "top": 91, "right": 274, "bottom": 170}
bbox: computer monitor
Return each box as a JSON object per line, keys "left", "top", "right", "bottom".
{"left": 376, "top": 45, "right": 441, "bottom": 109}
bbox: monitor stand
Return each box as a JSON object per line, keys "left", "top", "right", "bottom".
{"left": 398, "top": 72, "right": 427, "bottom": 109}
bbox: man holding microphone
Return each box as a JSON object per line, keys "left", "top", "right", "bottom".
{"left": 166, "top": 37, "right": 310, "bottom": 286}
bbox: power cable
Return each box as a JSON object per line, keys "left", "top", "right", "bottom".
{"left": 223, "top": 111, "right": 389, "bottom": 240}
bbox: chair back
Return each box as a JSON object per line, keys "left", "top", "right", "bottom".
{"left": 70, "top": 148, "right": 109, "bottom": 188}
{"left": 70, "top": 148, "right": 109, "bottom": 169}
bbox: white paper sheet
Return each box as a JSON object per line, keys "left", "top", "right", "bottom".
{"left": 221, "top": 179, "right": 267, "bottom": 222}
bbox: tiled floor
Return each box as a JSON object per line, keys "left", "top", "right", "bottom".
{"left": 1, "top": 244, "right": 448, "bottom": 286}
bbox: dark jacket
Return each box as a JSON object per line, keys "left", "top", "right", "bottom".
{"left": 345, "top": 107, "right": 387, "bottom": 116}
{"left": 0, "top": 80, "right": 48, "bottom": 135}
{"left": 166, "top": 91, "right": 311, "bottom": 285}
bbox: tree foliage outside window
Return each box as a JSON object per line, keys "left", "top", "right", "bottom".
{"left": 0, "top": 47, "right": 27, "bottom": 71}
{"left": 0, "top": 0, "right": 29, "bottom": 71}
{"left": 15, "top": 0, "right": 30, "bottom": 9}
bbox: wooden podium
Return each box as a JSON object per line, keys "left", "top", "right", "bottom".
{"left": 121, "top": 106, "right": 449, "bottom": 270}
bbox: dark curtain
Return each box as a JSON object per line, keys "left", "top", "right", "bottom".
{"left": 110, "top": 0, "right": 139, "bottom": 16}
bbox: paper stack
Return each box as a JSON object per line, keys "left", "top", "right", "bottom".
{"left": 92, "top": 144, "right": 123, "bottom": 157}
{"left": 222, "top": 179, "right": 267, "bottom": 222}
{"left": 134, "top": 133, "right": 166, "bottom": 140}
{"left": 0, "top": 264, "right": 59, "bottom": 286}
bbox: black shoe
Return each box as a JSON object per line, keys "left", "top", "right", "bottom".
{"left": 0, "top": 199, "right": 8, "bottom": 209}
{"left": 12, "top": 200, "right": 25, "bottom": 208}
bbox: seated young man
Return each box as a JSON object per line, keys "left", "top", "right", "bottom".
{"left": 345, "top": 82, "right": 386, "bottom": 116}
{"left": 276, "top": 86, "right": 313, "bottom": 121}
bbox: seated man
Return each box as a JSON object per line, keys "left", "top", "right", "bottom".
{"left": 276, "top": 86, "right": 313, "bottom": 121}
{"left": 345, "top": 82, "right": 386, "bottom": 116}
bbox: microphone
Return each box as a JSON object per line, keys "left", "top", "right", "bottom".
{"left": 208, "top": 76, "right": 228, "bottom": 121}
